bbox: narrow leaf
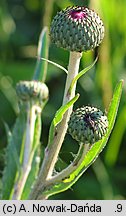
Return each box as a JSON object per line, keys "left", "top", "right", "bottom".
{"left": 2, "top": 112, "right": 26, "bottom": 199}
{"left": 68, "top": 57, "right": 98, "bottom": 94}
{"left": 48, "top": 94, "right": 79, "bottom": 147}
{"left": 0, "top": 73, "right": 19, "bottom": 114}
{"left": 33, "top": 27, "right": 49, "bottom": 82}
{"left": 105, "top": 106, "right": 126, "bottom": 166}
{"left": 4, "top": 123, "right": 12, "bottom": 145}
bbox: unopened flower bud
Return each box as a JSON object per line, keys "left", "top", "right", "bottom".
{"left": 16, "top": 81, "right": 49, "bottom": 105}
{"left": 50, "top": 6, "right": 104, "bottom": 52}
{"left": 68, "top": 106, "right": 108, "bottom": 144}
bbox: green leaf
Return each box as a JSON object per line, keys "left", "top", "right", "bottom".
{"left": 0, "top": 73, "right": 19, "bottom": 115}
{"left": 68, "top": 57, "right": 98, "bottom": 94}
{"left": 33, "top": 27, "right": 49, "bottom": 82}
{"left": 21, "top": 114, "right": 41, "bottom": 199}
{"left": 48, "top": 94, "right": 79, "bottom": 147}
{"left": 2, "top": 112, "right": 26, "bottom": 199}
{"left": 21, "top": 150, "right": 40, "bottom": 200}
{"left": 42, "top": 80, "right": 123, "bottom": 197}
{"left": 31, "top": 113, "right": 41, "bottom": 151}
{"left": 4, "top": 123, "right": 12, "bottom": 145}
{"left": 105, "top": 106, "right": 126, "bottom": 166}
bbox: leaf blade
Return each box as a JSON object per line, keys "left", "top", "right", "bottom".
{"left": 2, "top": 112, "right": 26, "bottom": 199}
{"left": 68, "top": 57, "right": 98, "bottom": 94}
{"left": 33, "top": 27, "right": 49, "bottom": 82}
{"left": 48, "top": 94, "right": 79, "bottom": 147}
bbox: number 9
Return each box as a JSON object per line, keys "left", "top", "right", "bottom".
{"left": 117, "top": 204, "right": 122, "bottom": 212}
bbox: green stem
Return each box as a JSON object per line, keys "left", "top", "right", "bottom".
{"left": 23, "top": 103, "right": 36, "bottom": 165}
{"left": 30, "top": 51, "right": 82, "bottom": 200}
{"left": 12, "top": 103, "right": 38, "bottom": 200}
{"left": 36, "top": 143, "right": 90, "bottom": 200}
{"left": 45, "top": 143, "right": 90, "bottom": 186}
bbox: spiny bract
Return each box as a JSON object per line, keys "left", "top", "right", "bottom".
{"left": 50, "top": 6, "right": 104, "bottom": 52}
{"left": 68, "top": 106, "right": 108, "bottom": 144}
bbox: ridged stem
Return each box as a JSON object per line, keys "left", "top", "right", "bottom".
{"left": 30, "top": 51, "right": 82, "bottom": 199}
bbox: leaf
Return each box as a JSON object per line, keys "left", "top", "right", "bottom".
{"left": 31, "top": 113, "right": 41, "bottom": 151}
{"left": 42, "top": 80, "right": 123, "bottom": 197}
{"left": 39, "top": 57, "right": 68, "bottom": 74}
{"left": 33, "top": 27, "right": 49, "bottom": 82}
{"left": 4, "top": 123, "right": 12, "bottom": 145}
{"left": 0, "top": 73, "right": 19, "bottom": 115}
{"left": 21, "top": 114, "right": 41, "bottom": 199}
{"left": 21, "top": 150, "right": 40, "bottom": 200}
{"left": 68, "top": 57, "right": 98, "bottom": 94}
{"left": 2, "top": 112, "right": 26, "bottom": 199}
{"left": 105, "top": 106, "right": 126, "bottom": 166}
{"left": 48, "top": 94, "right": 79, "bottom": 147}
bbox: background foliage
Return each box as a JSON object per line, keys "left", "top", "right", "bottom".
{"left": 0, "top": 0, "right": 126, "bottom": 199}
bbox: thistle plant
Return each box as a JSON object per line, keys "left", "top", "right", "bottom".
{"left": 1, "top": 6, "right": 123, "bottom": 200}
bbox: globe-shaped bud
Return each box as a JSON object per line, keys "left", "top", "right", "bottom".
{"left": 16, "top": 81, "right": 49, "bottom": 105}
{"left": 50, "top": 6, "right": 104, "bottom": 52}
{"left": 68, "top": 106, "right": 108, "bottom": 144}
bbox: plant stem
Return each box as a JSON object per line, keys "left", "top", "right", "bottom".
{"left": 30, "top": 51, "right": 82, "bottom": 199}
{"left": 37, "top": 143, "right": 90, "bottom": 200}
{"left": 12, "top": 103, "right": 37, "bottom": 200}
{"left": 47, "top": 143, "right": 90, "bottom": 184}
{"left": 23, "top": 103, "right": 36, "bottom": 166}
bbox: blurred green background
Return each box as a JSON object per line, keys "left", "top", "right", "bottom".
{"left": 0, "top": 0, "right": 126, "bottom": 199}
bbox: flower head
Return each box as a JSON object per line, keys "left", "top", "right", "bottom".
{"left": 16, "top": 81, "right": 49, "bottom": 105}
{"left": 68, "top": 106, "right": 108, "bottom": 144}
{"left": 50, "top": 6, "right": 104, "bottom": 52}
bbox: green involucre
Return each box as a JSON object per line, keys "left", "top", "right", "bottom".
{"left": 68, "top": 106, "right": 108, "bottom": 144}
{"left": 16, "top": 81, "right": 49, "bottom": 105}
{"left": 50, "top": 6, "right": 104, "bottom": 52}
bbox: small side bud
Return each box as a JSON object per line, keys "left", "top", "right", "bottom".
{"left": 16, "top": 80, "right": 49, "bottom": 105}
{"left": 68, "top": 106, "right": 108, "bottom": 144}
